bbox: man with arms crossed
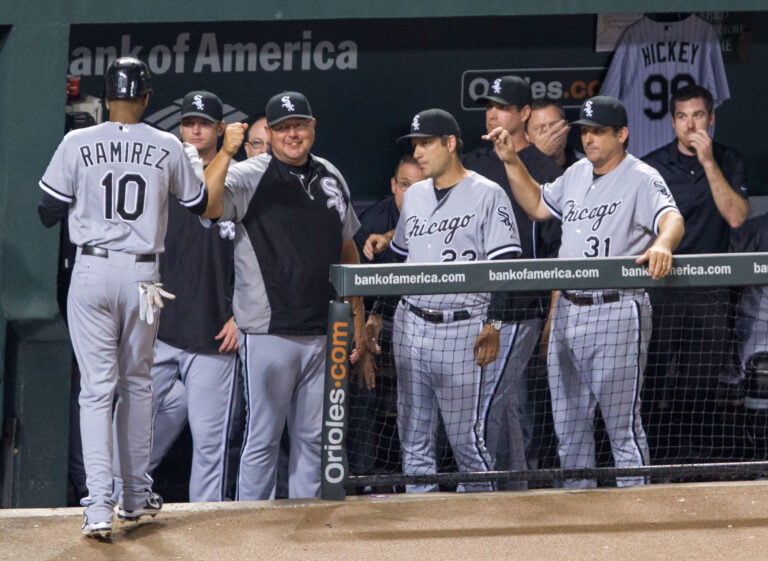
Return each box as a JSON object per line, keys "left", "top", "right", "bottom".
{"left": 486, "top": 95, "right": 684, "bottom": 488}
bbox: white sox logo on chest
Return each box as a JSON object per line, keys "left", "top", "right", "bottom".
{"left": 406, "top": 213, "right": 476, "bottom": 244}
{"left": 562, "top": 199, "right": 622, "bottom": 232}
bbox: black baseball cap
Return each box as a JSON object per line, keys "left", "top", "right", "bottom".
{"left": 476, "top": 75, "right": 532, "bottom": 107}
{"left": 180, "top": 91, "right": 223, "bottom": 122}
{"left": 571, "top": 95, "right": 628, "bottom": 128}
{"left": 266, "top": 91, "right": 313, "bottom": 126}
{"left": 397, "top": 108, "right": 461, "bottom": 142}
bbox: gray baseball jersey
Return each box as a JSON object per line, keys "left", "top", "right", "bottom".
{"left": 600, "top": 15, "right": 730, "bottom": 157}
{"left": 38, "top": 120, "right": 206, "bottom": 526}
{"left": 39, "top": 121, "right": 206, "bottom": 254}
{"left": 391, "top": 170, "right": 522, "bottom": 311}
{"left": 540, "top": 153, "right": 678, "bottom": 488}
{"left": 542, "top": 154, "right": 678, "bottom": 259}
{"left": 390, "top": 171, "right": 521, "bottom": 492}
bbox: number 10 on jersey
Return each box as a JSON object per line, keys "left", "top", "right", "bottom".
{"left": 102, "top": 171, "right": 147, "bottom": 221}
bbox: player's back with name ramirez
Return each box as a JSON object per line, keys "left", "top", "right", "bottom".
{"left": 39, "top": 121, "right": 205, "bottom": 255}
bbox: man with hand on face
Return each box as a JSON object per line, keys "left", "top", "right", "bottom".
{"left": 526, "top": 98, "right": 583, "bottom": 170}
{"left": 486, "top": 95, "right": 684, "bottom": 488}
{"left": 202, "top": 91, "right": 366, "bottom": 500}
{"left": 642, "top": 85, "right": 748, "bottom": 463}
{"left": 366, "top": 108, "right": 522, "bottom": 493}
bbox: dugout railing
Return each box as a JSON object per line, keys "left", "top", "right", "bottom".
{"left": 321, "top": 254, "right": 768, "bottom": 500}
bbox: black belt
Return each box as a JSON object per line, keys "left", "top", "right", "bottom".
{"left": 562, "top": 290, "right": 620, "bottom": 306}
{"left": 81, "top": 245, "right": 156, "bottom": 263}
{"left": 402, "top": 299, "right": 471, "bottom": 323}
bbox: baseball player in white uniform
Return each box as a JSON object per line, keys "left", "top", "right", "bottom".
{"left": 37, "top": 58, "right": 230, "bottom": 537}
{"left": 486, "top": 95, "right": 684, "bottom": 488}
{"left": 368, "top": 109, "right": 522, "bottom": 493}
{"left": 601, "top": 14, "right": 730, "bottom": 157}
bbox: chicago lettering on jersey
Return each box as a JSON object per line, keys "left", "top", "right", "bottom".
{"left": 406, "top": 213, "right": 476, "bottom": 244}
{"left": 79, "top": 140, "right": 171, "bottom": 170}
{"left": 562, "top": 199, "right": 622, "bottom": 231}
{"left": 641, "top": 41, "right": 701, "bottom": 67}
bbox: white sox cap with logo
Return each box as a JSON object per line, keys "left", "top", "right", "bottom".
{"left": 475, "top": 75, "right": 532, "bottom": 107}
{"left": 180, "top": 90, "right": 223, "bottom": 122}
{"left": 397, "top": 108, "right": 461, "bottom": 142}
{"left": 571, "top": 95, "right": 628, "bottom": 128}
{"left": 265, "top": 91, "right": 314, "bottom": 126}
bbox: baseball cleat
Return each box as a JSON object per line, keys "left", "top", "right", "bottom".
{"left": 81, "top": 517, "right": 112, "bottom": 538}
{"left": 118, "top": 492, "right": 163, "bottom": 521}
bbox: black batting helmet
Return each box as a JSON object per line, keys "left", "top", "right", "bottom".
{"left": 104, "top": 57, "right": 152, "bottom": 100}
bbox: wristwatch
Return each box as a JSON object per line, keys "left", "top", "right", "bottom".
{"left": 485, "top": 319, "right": 503, "bottom": 331}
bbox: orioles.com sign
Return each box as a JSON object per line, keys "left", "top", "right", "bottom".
{"left": 321, "top": 309, "right": 352, "bottom": 500}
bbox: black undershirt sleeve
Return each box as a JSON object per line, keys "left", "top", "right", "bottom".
{"left": 488, "top": 250, "right": 520, "bottom": 320}
{"left": 37, "top": 192, "right": 69, "bottom": 228}
{"left": 370, "top": 250, "right": 406, "bottom": 317}
{"left": 186, "top": 188, "right": 209, "bottom": 216}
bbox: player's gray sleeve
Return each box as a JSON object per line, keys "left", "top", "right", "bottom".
{"left": 484, "top": 186, "right": 522, "bottom": 258}
{"left": 219, "top": 158, "right": 269, "bottom": 223}
{"left": 635, "top": 167, "right": 679, "bottom": 234}
{"left": 319, "top": 158, "right": 360, "bottom": 240}
{"left": 39, "top": 134, "right": 75, "bottom": 203}
{"left": 541, "top": 173, "right": 568, "bottom": 220}
{"left": 168, "top": 143, "right": 207, "bottom": 213}
{"left": 390, "top": 188, "right": 412, "bottom": 258}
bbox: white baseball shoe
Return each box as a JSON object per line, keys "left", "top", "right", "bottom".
{"left": 118, "top": 492, "right": 163, "bottom": 522}
{"left": 81, "top": 517, "right": 112, "bottom": 538}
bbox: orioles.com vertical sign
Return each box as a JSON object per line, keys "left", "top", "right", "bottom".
{"left": 321, "top": 300, "right": 352, "bottom": 500}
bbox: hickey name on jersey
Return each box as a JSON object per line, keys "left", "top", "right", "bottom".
{"left": 641, "top": 41, "right": 700, "bottom": 67}
{"left": 406, "top": 213, "right": 476, "bottom": 244}
{"left": 562, "top": 199, "right": 622, "bottom": 231}
{"left": 79, "top": 140, "right": 171, "bottom": 170}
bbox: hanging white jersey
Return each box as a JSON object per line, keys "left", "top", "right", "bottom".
{"left": 600, "top": 15, "right": 730, "bottom": 158}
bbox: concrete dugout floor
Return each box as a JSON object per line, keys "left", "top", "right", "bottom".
{"left": 1, "top": 481, "right": 767, "bottom": 561}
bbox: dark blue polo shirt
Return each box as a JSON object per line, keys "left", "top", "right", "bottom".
{"left": 643, "top": 140, "right": 748, "bottom": 254}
